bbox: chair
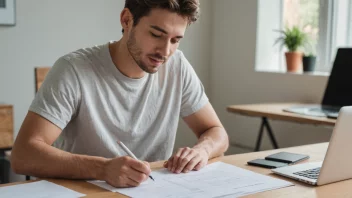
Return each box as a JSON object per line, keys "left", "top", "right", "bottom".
{"left": 0, "top": 105, "right": 13, "bottom": 184}
{"left": 25, "top": 67, "right": 51, "bottom": 181}
{"left": 35, "top": 67, "right": 51, "bottom": 93}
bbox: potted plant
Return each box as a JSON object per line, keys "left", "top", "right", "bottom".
{"left": 303, "top": 53, "right": 317, "bottom": 72}
{"left": 275, "top": 26, "right": 307, "bottom": 72}
{"left": 302, "top": 40, "right": 317, "bottom": 72}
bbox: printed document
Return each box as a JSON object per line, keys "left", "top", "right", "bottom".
{"left": 89, "top": 162, "right": 293, "bottom": 198}
{"left": 0, "top": 180, "right": 85, "bottom": 198}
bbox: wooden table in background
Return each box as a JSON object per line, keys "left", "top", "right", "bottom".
{"left": 2, "top": 143, "right": 351, "bottom": 197}
{"left": 227, "top": 103, "right": 336, "bottom": 151}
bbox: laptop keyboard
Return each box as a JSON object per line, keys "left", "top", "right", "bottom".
{"left": 293, "top": 167, "right": 321, "bottom": 179}
{"left": 309, "top": 107, "right": 339, "bottom": 115}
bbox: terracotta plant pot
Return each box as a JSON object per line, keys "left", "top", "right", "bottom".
{"left": 285, "top": 52, "right": 303, "bottom": 72}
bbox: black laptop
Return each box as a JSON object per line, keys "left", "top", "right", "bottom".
{"left": 284, "top": 48, "right": 352, "bottom": 119}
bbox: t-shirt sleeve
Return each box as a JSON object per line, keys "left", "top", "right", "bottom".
{"left": 180, "top": 52, "right": 209, "bottom": 118}
{"left": 29, "top": 56, "right": 81, "bottom": 129}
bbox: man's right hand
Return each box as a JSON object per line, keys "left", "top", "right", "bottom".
{"left": 102, "top": 156, "right": 151, "bottom": 187}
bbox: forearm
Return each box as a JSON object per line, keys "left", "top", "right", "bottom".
{"left": 11, "top": 139, "right": 107, "bottom": 180}
{"left": 193, "top": 126, "right": 229, "bottom": 159}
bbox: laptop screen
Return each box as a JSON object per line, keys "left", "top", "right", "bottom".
{"left": 322, "top": 48, "right": 352, "bottom": 107}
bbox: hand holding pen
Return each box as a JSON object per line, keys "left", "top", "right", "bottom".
{"left": 117, "top": 140, "right": 155, "bottom": 181}
{"left": 100, "top": 141, "right": 153, "bottom": 188}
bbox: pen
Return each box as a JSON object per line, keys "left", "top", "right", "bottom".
{"left": 117, "top": 140, "right": 155, "bottom": 181}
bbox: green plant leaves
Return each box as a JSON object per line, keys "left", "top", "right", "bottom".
{"left": 274, "top": 26, "right": 307, "bottom": 52}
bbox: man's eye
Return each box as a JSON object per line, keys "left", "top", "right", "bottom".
{"left": 171, "top": 39, "right": 180, "bottom": 44}
{"left": 151, "top": 33, "right": 161, "bottom": 38}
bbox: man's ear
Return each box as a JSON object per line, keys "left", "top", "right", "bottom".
{"left": 120, "top": 8, "right": 134, "bottom": 33}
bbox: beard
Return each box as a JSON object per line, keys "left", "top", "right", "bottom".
{"left": 127, "top": 29, "right": 167, "bottom": 74}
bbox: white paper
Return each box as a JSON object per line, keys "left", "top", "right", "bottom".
{"left": 89, "top": 162, "right": 293, "bottom": 198}
{"left": 0, "top": 180, "right": 85, "bottom": 198}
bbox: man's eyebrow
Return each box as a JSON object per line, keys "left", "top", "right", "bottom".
{"left": 151, "top": 25, "right": 168, "bottom": 34}
{"left": 150, "top": 25, "right": 184, "bottom": 39}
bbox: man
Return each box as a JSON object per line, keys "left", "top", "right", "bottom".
{"left": 11, "top": 0, "right": 229, "bottom": 188}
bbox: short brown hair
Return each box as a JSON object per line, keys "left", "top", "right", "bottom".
{"left": 123, "top": 0, "right": 200, "bottom": 33}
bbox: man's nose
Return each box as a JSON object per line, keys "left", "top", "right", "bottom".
{"left": 157, "top": 41, "right": 171, "bottom": 58}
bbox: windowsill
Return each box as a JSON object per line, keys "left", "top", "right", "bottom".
{"left": 255, "top": 70, "right": 330, "bottom": 77}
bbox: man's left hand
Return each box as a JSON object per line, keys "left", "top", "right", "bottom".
{"left": 163, "top": 147, "right": 209, "bottom": 174}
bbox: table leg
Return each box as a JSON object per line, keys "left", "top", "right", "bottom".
{"left": 255, "top": 117, "right": 279, "bottom": 151}
{"left": 255, "top": 119, "right": 265, "bottom": 151}
{"left": 263, "top": 117, "right": 279, "bottom": 149}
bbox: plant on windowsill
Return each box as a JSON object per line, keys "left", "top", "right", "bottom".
{"left": 303, "top": 53, "right": 317, "bottom": 72}
{"left": 302, "top": 40, "right": 317, "bottom": 72}
{"left": 274, "top": 26, "right": 307, "bottom": 72}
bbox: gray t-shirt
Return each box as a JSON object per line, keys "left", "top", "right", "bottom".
{"left": 29, "top": 42, "right": 208, "bottom": 162}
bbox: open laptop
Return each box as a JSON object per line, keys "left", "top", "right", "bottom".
{"left": 272, "top": 106, "right": 352, "bottom": 185}
{"left": 283, "top": 48, "right": 352, "bottom": 119}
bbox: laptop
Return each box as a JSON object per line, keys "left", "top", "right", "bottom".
{"left": 283, "top": 48, "right": 352, "bottom": 119}
{"left": 272, "top": 106, "right": 352, "bottom": 186}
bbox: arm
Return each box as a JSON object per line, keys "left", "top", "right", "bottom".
{"left": 165, "top": 102, "right": 229, "bottom": 173}
{"left": 11, "top": 112, "right": 107, "bottom": 180}
{"left": 11, "top": 112, "right": 151, "bottom": 187}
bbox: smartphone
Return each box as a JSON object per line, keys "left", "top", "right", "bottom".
{"left": 247, "top": 159, "right": 288, "bottom": 169}
{"left": 265, "top": 152, "right": 309, "bottom": 164}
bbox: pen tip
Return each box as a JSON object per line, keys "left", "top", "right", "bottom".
{"left": 150, "top": 176, "right": 155, "bottom": 181}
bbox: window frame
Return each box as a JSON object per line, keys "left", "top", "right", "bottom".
{"left": 317, "top": 0, "right": 352, "bottom": 72}
{"left": 316, "top": 0, "right": 334, "bottom": 72}
{"left": 347, "top": 0, "right": 352, "bottom": 45}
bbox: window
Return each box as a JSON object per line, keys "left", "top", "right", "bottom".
{"left": 283, "top": 0, "right": 319, "bottom": 57}
{"left": 256, "top": 0, "right": 352, "bottom": 73}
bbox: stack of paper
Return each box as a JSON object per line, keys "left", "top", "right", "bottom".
{"left": 89, "top": 162, "right": 293, "bottom": 198}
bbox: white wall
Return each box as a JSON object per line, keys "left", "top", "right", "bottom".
{"left": 0, "top": 0, "right": 212, "bottom": 181}
{"left": 211, "top": 0, "right": 332, "bottom": 152}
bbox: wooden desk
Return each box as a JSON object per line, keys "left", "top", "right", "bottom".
{"left": 2, "top": 143, "right": 351, "bottom": 197}
{"left": 227, "top": 103, "right": 336, "bottom": 151}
